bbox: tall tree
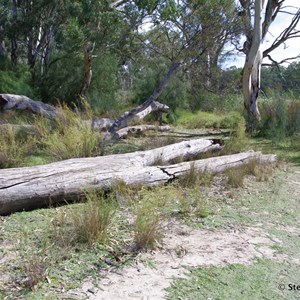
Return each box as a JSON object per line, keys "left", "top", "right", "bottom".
{"left": 237, "top": 0, "right": 300, "bottom": 130}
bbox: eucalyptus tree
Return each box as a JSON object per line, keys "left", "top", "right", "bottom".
{"left": 236, "top": 0, "right": 300, "bottom": 130}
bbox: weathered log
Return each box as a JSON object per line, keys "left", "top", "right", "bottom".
{"left": 90, "top": 101, "right": 170, "bottom": 132}
{"left": 0, "top": 94, "right": 62, "bottom": 118}
{"left": 0, "top": 144, "right": 276, "bottom": 216}
{"left": 0, "top": 139, "right": 222, "bottom": 215}
{"left": 115, "top": 125, "right": 170, "bottom": 139}
{"left": 0, "top": 93, "right": 170, "bottom": 135}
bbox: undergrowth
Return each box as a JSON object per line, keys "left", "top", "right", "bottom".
{"left": 0, "top": 104, "right": 102, "bottom": 168}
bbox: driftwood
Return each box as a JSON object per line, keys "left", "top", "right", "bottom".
{"left": 0, "top": 138, "right": 221, "bottom": 215}
{"left": 0, "top": 138, "right": 276, "bottom": 215}
{"left": 90, "top": 101, "right": 170, "bottom": 132}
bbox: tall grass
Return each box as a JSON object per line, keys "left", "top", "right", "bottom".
{"left": 174, "top": 109, "right": 243, "bottom": 130}
{"left": 37, "top": 104, "right": 102, "bottom": 160}
{"left": 0, "top": 126, "right": 36, "bottom": 168}
{"left": 51, "top": 190, "right": 117, "bottom": 247}
{"left": 0, "top": 104, "right": 102, "bottom": 168}
{"left": 259, "top": 96, "right": 300, "bottom": 141}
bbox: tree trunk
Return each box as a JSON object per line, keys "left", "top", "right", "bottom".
{"left": 242, "top": 0, "right": 264, "bottom": 131}
{"left": 0, "top": 145, "right": 276, "bottom": 215}
{"left": 80, "top": 43, "right": 95, "bottom": 96}
{"left": 0, "top": 26, "right": 7, "bottom": 56}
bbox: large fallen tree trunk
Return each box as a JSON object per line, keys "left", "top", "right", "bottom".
{"left": 0, "top": 138, "right": 276, "bottom": 215}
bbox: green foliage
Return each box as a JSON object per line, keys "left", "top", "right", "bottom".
{"left": 259, "top": 95, "right": 300, "bottom": 141}
{"left": 133, "top": 57, "right": 190, "bottom": 112}
{"left": 87, "top": 53, "right": 119, "bottom": 112}
{"left": 0, "top": 58, "right": 34, "bottom": 96}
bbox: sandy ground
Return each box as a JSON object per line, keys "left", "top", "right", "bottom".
{"left": 66, "top": 220, "right": 287, "bottom": 300}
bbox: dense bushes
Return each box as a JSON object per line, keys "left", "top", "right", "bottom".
{"left": 0, "top": 58, "right": 35, "bottom": 97}
{"left": 258, "top": 96, "right": 300, "bottom": 140}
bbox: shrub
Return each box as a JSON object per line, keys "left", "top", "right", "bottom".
{"left": 222, "top": 118, "right": 249, "bottom": 154}
{"left": 258, "top": 96, "right": 300, "bottom": 140}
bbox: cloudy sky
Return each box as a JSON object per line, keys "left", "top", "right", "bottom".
{"left": 225, "top": 0, "right": 300, "bottom": 68}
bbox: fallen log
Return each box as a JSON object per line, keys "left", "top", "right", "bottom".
{"left": 0, "top": 93, "right": 170, "bottom": 133}
{"left": 0, "top": 140, "right": 276, "bottom": 215}
{"left": 0, "top": 139, "right": 221, "bottom": 215}
{"left": 0, "top": 122, "right": 170, "bottom": 141}
{"left": 114, "top": 125, "right": 170, "bottom": 139}
{"left": 0, "top": 94, "right": 62, "bottom": 118}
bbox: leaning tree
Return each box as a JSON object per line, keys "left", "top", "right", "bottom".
{"left": 236, "top": 0, "right": 300, "bottom": 130}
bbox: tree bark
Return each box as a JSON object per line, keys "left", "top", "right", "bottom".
{"left": 0, "top": 146, "right": 277, "bottom": 215}
{"left": 242, "top": 0, "right": 264, "bottom": 129}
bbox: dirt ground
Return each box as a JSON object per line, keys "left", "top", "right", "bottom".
{"left": 66, "top": 168, "right": 300, "bottom": 300}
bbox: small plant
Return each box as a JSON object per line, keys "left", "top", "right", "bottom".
{"left": 226, "top": 167, "right": 246, "bottom": 188}
{"left": 71, "top": 191, "right": 117, "bottom": 245}
{"left": 177, "top": 191, "right": 192, "bottom": 215}
{"left": 51, "top": 190, "right": 117, "bottom": 246}
{"left": 222, "top": 118, "right": 249, "bottom": 155}
{"left": 133, "top": 195, "right": 163, "bottom": 251}
{"left": 178, "top": 163, "right": 198, "bottom": 188}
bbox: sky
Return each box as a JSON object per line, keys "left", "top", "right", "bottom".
{"left": 224, "top": 0, "right": 300, "bottom": 68}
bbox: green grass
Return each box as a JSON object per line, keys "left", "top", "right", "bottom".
{"left": 166, "top": 259, "right": 300, "bottom": 300}
{"left": 175, "top": 109, "right": 243, "bottom": 130}
{"left": 1, "top": 105, "right": 300, "bottom": 298}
